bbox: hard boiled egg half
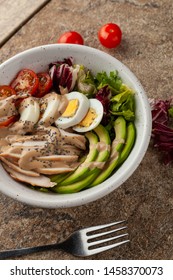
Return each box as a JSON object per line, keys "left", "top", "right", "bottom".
{"left": 55, "top": 91, "right": 90, "bottom": 129}
{"left": 73, "top": 98, "right": 104, "bottom": 132}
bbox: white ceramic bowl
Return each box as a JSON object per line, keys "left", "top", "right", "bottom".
{"left": 0, "top": 44, "right": 151, "bottom": 208}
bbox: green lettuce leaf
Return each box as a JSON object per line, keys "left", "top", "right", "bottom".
{"left": 95, "top": 70, "right": 122, "bottom": 95}
{"left": 76, "top": 66, "right": 97, "bottom": 97}
{"left": 110, "top": 85, "right": 135, "bottom": 121}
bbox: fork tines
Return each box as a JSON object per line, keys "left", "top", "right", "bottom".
{"left": 86, "top": 220, "right": 129, "bottom": 254}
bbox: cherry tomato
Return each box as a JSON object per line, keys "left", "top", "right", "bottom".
{"left": 0, "top": 85, "right": 16, "bottom": 99}
{"left": 34, "top": 72, "right": 53, "bottom": 98}
{"left": 10, "top": 69, "right": 39, "bottom": 96}
{"left": 57, "top": 31, "right": 84, "bottom": 45}
{"left": 98, "top": 23, "right": 122, "bottom": 49}
{"left": 0, "top": 115, "right": 19, "bottom": 127}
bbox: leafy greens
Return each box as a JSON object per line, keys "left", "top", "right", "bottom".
{"left": 49, "top": 57, "right": 136, "bottom": 127}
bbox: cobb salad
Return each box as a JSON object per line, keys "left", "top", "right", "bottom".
{"left": 0, "top": 57, "right": 136, "bottom": 193}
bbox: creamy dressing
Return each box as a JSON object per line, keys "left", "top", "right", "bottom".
{"left": 0, "top": 95, "right": 18, "bottom": 118}
{"left": 81, "top": 161, "right": 105, "bottom": 170}
{"left": 0, "top": 93, "right": 87, "bottom": 187}
{"left": 96, "top": 142, "right": 110, "bottom": 152}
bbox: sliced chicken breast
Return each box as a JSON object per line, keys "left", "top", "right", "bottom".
{"left": 3, "top": 163, "right": 56, "bottom": 188}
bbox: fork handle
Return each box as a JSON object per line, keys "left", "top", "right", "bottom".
{"left": 0, "top": 243, "right": 63, "bottom": 259}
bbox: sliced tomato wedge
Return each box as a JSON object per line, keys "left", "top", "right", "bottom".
{"left": 10, "top": 69, "right": 39, "bottom": 96}
{"left": 0, "top": 115, "right": 19, "bottom": 127}
{"left": 0, "top": 85, "right": 16, "bottom": 99}
{"left": 34, "top": 72, "right": 53, "bottom": 98}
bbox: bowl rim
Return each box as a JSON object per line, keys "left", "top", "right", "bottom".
{"left": 0, "top": 44, "right": 152, "bottom": 208}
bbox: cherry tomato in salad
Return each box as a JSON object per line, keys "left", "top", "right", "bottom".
{"left": 57, "top": 31, "right": 84, "bottom": 45}
{"left": 35, "top": 72, "right": 53, "bottom": 98}
{"left": 98, "top": 23, "right": 122, "bottom": 49}
{"left": 0, "top": 85, "right": 16, "bottom": 99}
{"left": 10, "top": 69, "right": 39, "bottom": 96}
{"left": 0, "top": 115, "right": 19, "bottom": 127}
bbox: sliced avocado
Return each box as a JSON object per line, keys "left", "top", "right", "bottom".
{"left": 92, "top": 124, "right": 111, "bottom": 162}
{"left": 113, "top": 116, "right": 126, "bottom": 153}
{"left": 91, "top": 116, "right": 127, "bottom": 186}
{"left": 58, "top": 125, "right": 111, "bottom": 186}
{"left": 84, "top": 124, "right": 111, "bottom": 176}
{"left": 82, "top": 131, "right": 99, "bottom": 162}
{"left": 117, "top": 121, "right": 136, "bottom": 166}
{"left": 53, "top": 125, "right": 111, "bottom": 193}
{"left": 94, "top": 124, "right": 111, "bottom": 145}
{"left": 53, "top": 170, "right": 100, "bottom": 193}
{"left": 50, "top": 173, "right": 71, "bottom": 184}
{"left": 57, "top": 131, "right": 99, "bottom": 185}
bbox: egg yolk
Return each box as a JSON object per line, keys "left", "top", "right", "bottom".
{"left": 62, "top": 99, "right": 79, "bottom": 117}
{"left": 78, "top": 108, "right": 97, "bottom": 127}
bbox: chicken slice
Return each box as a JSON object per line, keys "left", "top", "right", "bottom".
{"left": 1, "top": 157, "right": 40, "bottom": 177}
{"left": 0, "top": 151, "right": 21, "bottom": 160}
{"left": 0, "top": 127, "right": 14, "bottom": 138}
{"left": 57, "top": 144, "right": 82, "bottom": 156}
{"left": 37, "top": 155, "right": 78, "bottom": 162}
{"left": 18, "top": 149, "right": 79, "bottom": 171}
{"left": 35, "top": 125, "right": 61, "bottom": 148}
{"left": 9, "top": 120, "right": 36, "bottom": 135}
{"left": 59, "top": 129, "right": 86, "bottom": 150}
{"left": 12, "top": 140, "right": 48, "bottom": 148}
{"left": 0, "top": 145, "right": 39, "bottom": 159}
{"left": 0, "top": 139, "right": 9, "bottom": 148}
{"left": 35, "top": 166, "right": 78, "bottom": 175}
{"left": 2, "top": 163, "right": 56, "bottom": 188}
{"left": 5, "top": 134, "right": 48, "bottom": 144}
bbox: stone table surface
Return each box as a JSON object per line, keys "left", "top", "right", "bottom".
{"left": 0, "top": 0, "right": 173, "bottom": 260}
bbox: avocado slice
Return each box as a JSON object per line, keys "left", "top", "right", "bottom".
{"left": 53, "top": 170, "right": 100, "bottom": 193}
{"left": 112, "top": 116, "right": 127, "bottom": 153}
{"left": 53, "top": 124, "right": 111, "bottom": 193}
{"left": 117, "top": 121, "right": 136, "bottom": 166}
{"left": 91, "top": 116, "right": 127, "bottom": 186}
{"left": 50, "top": 173, "right": 70, "bottom": 184}
{"left": 92, "top": 124, "right": 111, "bottom": 163}
{"left": 94, "top": 124, "right": 111, "bottom": 145}
{"left": 57, "top": 131, "right": 99, "bottom": 185}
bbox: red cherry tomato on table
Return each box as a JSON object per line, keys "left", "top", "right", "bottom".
{"left": 34, "top": 72, "right": 53, "bottom": 98}
{"left": 98, "top": 23, "right": 122, "bottom": 49}
{"left": 0, "top": 85, "right": 16, "bottom": 99}
{"left": 10, "top": 69, "right": 39, "bottom": 96}
{"left": 57, "top": 31, "right": 84, "bottom": 45}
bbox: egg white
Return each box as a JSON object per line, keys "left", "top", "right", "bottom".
{"left": 73, "top": 98, "right": 104, "bottom": 132}
{"left": 55, "top": 91, "right": 90, "bottom": 129}
{"left": 19, "top": 97, "right": 40, "bottom": 124}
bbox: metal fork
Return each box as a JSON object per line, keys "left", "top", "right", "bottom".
{"left": 0, "top": 220, "right": 129, "bottom": 259}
